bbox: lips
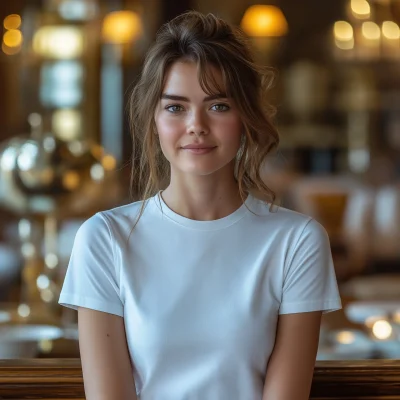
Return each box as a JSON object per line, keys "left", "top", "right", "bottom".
{"left": 181, "top": 144, "right": 216, "bottom": 149}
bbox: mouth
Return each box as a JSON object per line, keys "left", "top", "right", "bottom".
{"left": 181, "top": 145, "right": 217, "bottom": 150}
{"left": 180, "top": 146, "right": 217, "bottom": 154}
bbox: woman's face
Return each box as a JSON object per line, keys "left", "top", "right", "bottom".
{"left": 154, "top": 60, "right": 243, "bottom": 178}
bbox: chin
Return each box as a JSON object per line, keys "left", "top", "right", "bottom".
{"left": 177, "top": 161, "right": 234, "bottom": 177}
{"left": 182, "top": 167, "right": 220, "bottom": 176}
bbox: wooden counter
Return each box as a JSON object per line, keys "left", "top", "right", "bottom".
{"left": 0, "top": 359, "right": 399, "bottom": 399}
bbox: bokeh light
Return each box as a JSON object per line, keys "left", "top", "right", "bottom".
{"left": 33, "top": 26, "right": 84, "bottom": 59}
{"left": 241, "top": 5, "right": 288, "bottom": 37}
{"left": 334, "top": 21, "right": 354, "bottom": 41}
{"left": 62, "top": 171, "right": 80, "bottom": 190}
{"left": 45, "top": 253, "right": 59, "bottom": 269}
{"left": 362, "top": 22, "right": 381, "bottom": 40}
{"left": 90, "top": 163, "right": 105, "bottom": 181}
{"left": 350, "top": 0, "right": 370, "bottom": 19}
{"left": 52, "top": 109, "right": 82, "bottom": 140}
{"left": 3, "top": 14, "right": 21, "bottom": 30}
{"left": 3, "top": 29, "right": 23, "bottom": 47}
{"left": 335, "top": 330, "right": 356, "bottom": 344}
{"left": 38, "top": 339, "right": 53, "bottom": 353}
{"left": 101, "top": 154, "right": 116, "bottom": 171}
{"left": 382, "top": 21, "right": 400, "bottom": 40}
{"left": 17, "top": 304, "right": 31, "bottom": 318}
{"left": 36, "top": 274, "right": 50, "bottom": 290}
{"left": 40, "top": 288, "right": 55, "bottom": 303}
{"left": 372, "top": 320, "right": 393, "bottom": 340}
{"left": 102, "top": 11, "right": 142, "bottom": 44}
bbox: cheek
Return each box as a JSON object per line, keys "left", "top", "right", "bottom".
{"left": 155, "top": 115, "right": 183, "bottom": 148}
{"left": 215, "top": 117, "right": 243, "bottom": 148}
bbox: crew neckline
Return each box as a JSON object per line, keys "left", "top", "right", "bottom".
{"left": 152, "top": 191, "right": 255, "bottom": 231}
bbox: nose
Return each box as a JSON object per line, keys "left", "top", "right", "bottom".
{"left": 187, "top": 110, "right": 209, "bottom": 137}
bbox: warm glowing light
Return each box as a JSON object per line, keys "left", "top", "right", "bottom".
{"left": 62, "top": 171, "right": 80, "bottom": 190}
{"left": 33, "top": 26, "right": 84, "bottom": 59}
{"left": 45, "top": 253, "right": 59, "bottom": 269}
{"left": 382, "top": 21, "right": 400, "bottom": 40}
{"left": 335, "top": 37, "right": 354, "bottom": 50}
{"left": 372, "top": 320, "right": 392, "bottom": 340}
{"left": 68, "top": 140, "right": 85, "bottom": 156}
{"left": 18, "top": 304, "right": 31, "bottom": 318}
{"left": 52, "top": 109, "right": 82, "bottom": 140}
{"left": 362, "top": 21, "right": 381, "bottom": 40}
{"left": 21, "top": 243, "right": 35, "bottom": 258}
{"left": 393, "top": 312, "right": 400, "bottom": 324}
{"left": 365, "top": 315, "right": 385, "bottom": 328}
{"left": 241, "top": 5, "right": 288, "bottom": 37}
{"left": 335, "top": 331, "right": 355, "bottom": 344}
{"left": 41, "top": 288, "right": 54, "bottom": 302}
{"left": 102, "top": 11, "right": 142, "bottom": 44}
{"left": 2, "top": 42, "right": 21, "bottom": 55}
{"left": 334, "top": 21, "right": 354, "bottom": 40}
{"left": 101, "top": 155, "right": 116, "bottom": 171}
{"left": 37, "top": 274, "right": 50, "bottom": 290}
{"left": 38, "top": 339, "right": 53, "bottom": 353}
{"left": 90, "top": 163, "right": 105, "bottom": 181}
{"left": 4, "top": 14, "right": 21, "bottom": 30}
{"left": 351, "top": 0, "right": 370, "bottom": 19}
{"left": 91, "top": 144, "right": 104, "bottom": 159}
{"left": 3, "top": 29, "right": 23, "bottom": 47}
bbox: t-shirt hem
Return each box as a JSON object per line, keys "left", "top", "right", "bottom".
{"left": 279, "top": 299, "right": 342, "bottom": 315}
{"left": 58, "top": 293, "right": 124, "bottom": 317}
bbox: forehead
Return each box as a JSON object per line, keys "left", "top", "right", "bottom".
{"left": 162, "top": 60, "right": 224, "bottom": 94}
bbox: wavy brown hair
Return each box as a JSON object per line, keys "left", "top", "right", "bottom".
{"left": 128, "top": 10, "right": 279, "bottom": 229}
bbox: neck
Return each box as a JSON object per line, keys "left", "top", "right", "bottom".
{"left": 161, "top": 177, "right": 246, "bottom": 221}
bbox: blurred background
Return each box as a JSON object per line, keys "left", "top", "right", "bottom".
{"left": 0, "top": 0, "right": 399, "bottom": 361}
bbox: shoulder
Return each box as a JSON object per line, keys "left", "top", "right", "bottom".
{"left": 248, "top": 196, "right": 330, "bottom": 250}
{"left": 249, "top": 195, "right": 316, "bottom": 232}
{"left": 76, "top": 212, "right": 109, "bottom": 237}
{"left": 74, "top": 198, "right": 150, "bottom": 245}
{"left": 99, "top": 196, "right": 156, "bottom": 230}
{"left": 74, "top": 213, "right": 113, "bottom": 250}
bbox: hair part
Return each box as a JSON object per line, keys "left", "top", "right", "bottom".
{"left": 128, "top": 10, "right": 279, "bottom": 233}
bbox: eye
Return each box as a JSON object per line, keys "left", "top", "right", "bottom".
{"left": 211, "top": 103, "right": 230, "bottom": 112}
{"left": 165, "top": 104, "right": 184, "bottom": 113}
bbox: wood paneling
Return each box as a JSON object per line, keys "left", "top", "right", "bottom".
{"left": 0, "top": 359, "right": 399, "bottom": 399}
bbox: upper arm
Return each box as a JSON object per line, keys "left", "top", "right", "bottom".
{"left": 280, "top": 219, "right": 341, "bottom": 315}
{"left": 59, "top": 213, "right": 124, "bottom": 316}
{"left": 262, "top": 311, "right": 322, "bottom": 400}
{"left": 78, "top": 307, "right": 137, "bottom": 400}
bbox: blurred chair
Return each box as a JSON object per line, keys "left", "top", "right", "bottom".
{"left": 287, "top": 175, "right": 375, "bottom": 281}
{"left": 341, "top": 184, "right": 400, "bottom": 300}
{"left": 341, "top": 274, "right": 400, "bottom": 300}
{"left": 370, "top": 184, "right": 400, "bottom": 264}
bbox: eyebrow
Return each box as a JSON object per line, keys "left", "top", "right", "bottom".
{"left": 161, "top": 93, "right": 228, "bottom": 102}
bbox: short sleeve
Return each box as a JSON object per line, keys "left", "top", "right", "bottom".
{"left": 58, "top": 212, "right": 124, "bottom": 317}
{"left": 279, "top": 218, "right": 342, "bottom": 315}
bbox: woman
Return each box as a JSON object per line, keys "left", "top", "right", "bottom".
{"left": 59, "top": 11, "right": 341, "bottom": 400}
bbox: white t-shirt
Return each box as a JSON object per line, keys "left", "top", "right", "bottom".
{"left": 59, "top": 192, "right": 341, "bottom": 400}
